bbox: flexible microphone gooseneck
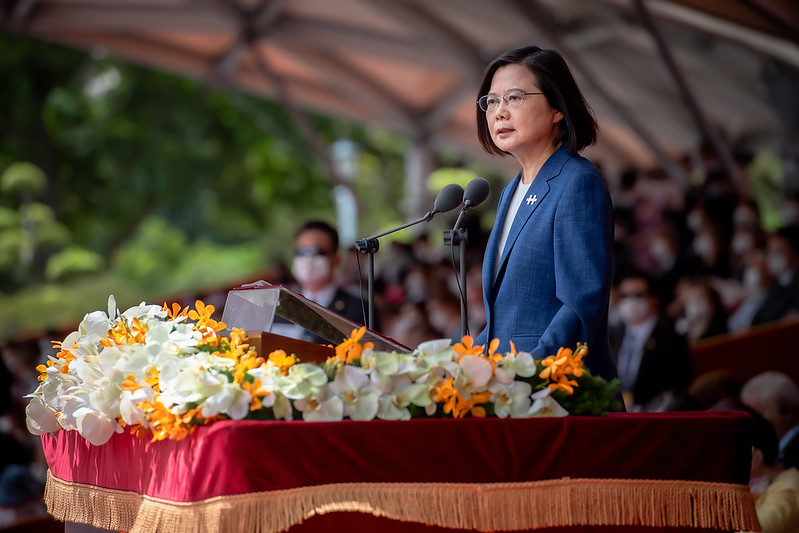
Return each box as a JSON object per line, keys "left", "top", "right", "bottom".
{"left": 447, "top": 177, "right": 491, "bottom": 339}
{"left": 355, "top": 184, "right": 464, "bottom": 329}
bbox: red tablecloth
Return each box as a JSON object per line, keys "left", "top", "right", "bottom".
{"left": 41, "top": 412, "right": 759, "bottom": 532}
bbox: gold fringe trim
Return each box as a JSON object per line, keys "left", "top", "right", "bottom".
{"left": 45, "top": 470, "right": 760, "bottom": 532}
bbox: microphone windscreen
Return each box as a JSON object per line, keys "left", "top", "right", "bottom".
{"left": 463, "top": 177, "right": 490, "bottom": 208}
{"left": 433, "top": 183, "right": 465, "bottom": 213}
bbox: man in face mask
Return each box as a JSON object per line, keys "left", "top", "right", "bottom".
{"left": 283, "top": 220, "right": 368, "bottom": 344}
{"left": 752, "top": 225, "right": 799, "bottom": 327}
{"left": 609, "top": 272, "right": 692, "bottom": 411}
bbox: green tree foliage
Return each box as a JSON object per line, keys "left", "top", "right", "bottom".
{"left": 0, "top": 31, "right": 409, "bottom": 341}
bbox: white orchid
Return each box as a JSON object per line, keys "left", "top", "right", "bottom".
{"left": 119, "top": 387, "right": 153, "bottom": 426}
{"left": 454, "top": 355, "right": 493, "bottom": 393}
{"left": 200, "top": 383, "right": 252, "bottom": 420}
{"left": 376, "top": 374, "right": 413, "bottom": 421}
{"left": 73, "top": 406, "right": 122, "bottom": 446}
{"left": 529, "top": 388, "right": 568, "bottom": 417}
{"left": 26, "top": 295, "right": 614, "bottom": 446}
{"left": 278, "top": 363, "right": 329, "bottom": 400}
{"left": 294, "top": 385, "right": 343, "bottom": 422}
{"left": 489, "top": 379, "right": 533, "bottom": 418}
{"left": 495, "top": 351, "right": 537, "bottom": 384}
{"left": 25, "top": 397, "right": 62, "bottom": 436}
{"left": 329, "top": 365, "right": 379, "bottom": 421}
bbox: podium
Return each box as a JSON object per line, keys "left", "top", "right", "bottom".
{"left": 41, "top": 413, "right": 759, "bottom": 532}
{"left": 221, "top": 285, "right": 410, "bottom": 362}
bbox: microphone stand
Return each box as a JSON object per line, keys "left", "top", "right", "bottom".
{"left": 445, "top": 209, "right": 470, "bottom": 339}
{"left": 355, "top": 213, "right": 433, "bottom": 330}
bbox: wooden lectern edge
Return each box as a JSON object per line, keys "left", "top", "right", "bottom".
{"left": 245, "top": 330, "right": 334, "bottom": 364}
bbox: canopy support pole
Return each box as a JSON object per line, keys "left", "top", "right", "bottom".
{"left": 634, "top": 0, "right": 750, "bottom": 196}
{"left": 510, "top": 0, "right": 691, "bottom": 187}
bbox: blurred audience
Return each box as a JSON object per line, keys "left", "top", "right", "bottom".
{"left": 742, "top": 372, "right": 799, "bottom": 469}
{"left": 740, "top": 407, "right": 799, "bottom": 533}
{"left": 0, "top": 341, "right": 48, "bottom": 528}
{"left": 728, "top": 251, "right": 773, "bottom": 332}
{"left": 673, "top": 278, "right": 728, "bottom": 343}
{"left": 609, "top": 272, "right": 692, "bottom": 411}
{"left": 752, "top": 226, "right": 799, "bottom": 326}
{"left": 688, "top": 369, "right": 743, "bottom": 411}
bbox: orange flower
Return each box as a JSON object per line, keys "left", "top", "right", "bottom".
{"left": 35, "top": 360, "right": 56, "bottom": 382}
{"left": 143, "top": 366, "right": 160, "bottom": 392}
{"left": 539, "top": 343, "right": 588, "bottom": 395}
{"left": 269, "top": 350, "right": 298, "bottom": 375}
{"left": 333, "top": 326, "right": 373, "bottom": 364}
{"left": 454, "top": 336, "right": 484, "bottom": 357}
{"left": 121, "top": 374, "right": 141, "bottom": 391}
{"left": 188, "top": 300, "right": 228, "bottom": 346}
{"left": 187, "top": 300, "right": 214, "bottom": 322}
{"left": 539, "top": 349, "right": 569, "bottom": 380}
{"left": 435, "top": 378, "right": 491, "bottom": 419}
{"left": 108, "top": 316, "right": 147, "bottom": 345}
{"left": 163, "top": 302, "right": 189, "bottom": 320}
{"left": 137, "top": 396, "right": 198, "bottom": 442}
{"left": 233, "top": 351, "right": 262, "bottom": 383}
{"left": 242, "top": 379, "right": 270, "bottom": 411}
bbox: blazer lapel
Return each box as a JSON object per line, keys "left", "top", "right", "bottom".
{"left": 493, "top": 178, "right": 551, "bottom": 286}
{"left": 482, "top": 171, "right": 519, "bottom": 295}
{"left": 492, "top": 146, "right": 571, "bottom": 287}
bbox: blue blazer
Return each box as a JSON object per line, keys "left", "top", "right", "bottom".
{"left": 475, "top": 145, "right": 618, "bottom": 382}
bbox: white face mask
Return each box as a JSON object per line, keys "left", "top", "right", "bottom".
{"left": 684, "top": 299, "right": 710, "bottom": 321}
{"left": 693, "top": 234, "right": 714, "bottom": 258}
{"left": 649, "top": 238, "right": 676, "bottom": 270}
{"left": 291, "top": 255, "right": 331, "bottom": 288}
{"left": 731, "top": 232, "right": 754, "bottom": 256}
{"left": 687, "top": 210, "right": 703, "bottom": 233}
{"left": 767, "top": 252, "right": 789, "bottom": 277}
{"left": 618, "top": 297, "right": 650, "bottom": 326}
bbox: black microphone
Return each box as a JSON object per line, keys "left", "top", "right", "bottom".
{"left": 354, "top": 183, "right": 467, "bottom": 330}
{"left": 424, "top": 183, "right": 464, "bottom": 221}
{"left": 463, "top": 177, "right": 490, "bottom": 209}
{"left": 453, "top": 178, "right": 490, "bottom": 231}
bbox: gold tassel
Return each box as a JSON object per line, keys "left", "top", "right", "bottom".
{"left": 44, "top": 470, "right": 760, "bottom": 532}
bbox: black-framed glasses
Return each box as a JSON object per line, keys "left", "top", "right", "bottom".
{"left": 477, "top": 89, "right": 544, "bottom": 112}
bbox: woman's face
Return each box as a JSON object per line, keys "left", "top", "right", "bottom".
{"left": 485, "top": 63, "right": 562, "bottom": 159}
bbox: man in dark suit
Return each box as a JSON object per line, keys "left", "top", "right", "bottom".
{"left": 752, "top": 225, "right": 799, "bottom": 326}
{"left": 609, "top": 273, "right": 692, "bottom": 410}
{"left": 276, "top": 220, "right": 366, "bottom": 344}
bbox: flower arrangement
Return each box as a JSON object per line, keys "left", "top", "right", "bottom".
{"left": 25, "top": 296, "right": 621, "bottom": 446}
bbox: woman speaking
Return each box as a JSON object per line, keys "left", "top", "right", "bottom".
{"left": 473, "top": 45, "right": 617, "bottom": 383}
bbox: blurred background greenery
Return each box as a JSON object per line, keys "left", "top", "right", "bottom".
{"left": 0, "top": 31, "right": 489, "bottom": 343}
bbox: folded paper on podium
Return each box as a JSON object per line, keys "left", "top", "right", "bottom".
{"left": 221, "top": 285, "right": 410, "bottom": 362}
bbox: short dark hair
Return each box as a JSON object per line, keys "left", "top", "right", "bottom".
{"left": 296, "top": 220, "right": 339, "bottom": 251}
{"left": 476, "top": 46, "right": 597, "bottom": 156}
{"left": 748, "top": 407, "right": 780, "bottom": 466}
{"left": 617, "top": 269, "right": 657, "bottom": 297}
{"left": 775, "top": 223, "right": 799, "bottom": 254}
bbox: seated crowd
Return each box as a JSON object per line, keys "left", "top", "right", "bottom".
{"left": 3, "top": 153, "right": 799, "bottom": 528}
